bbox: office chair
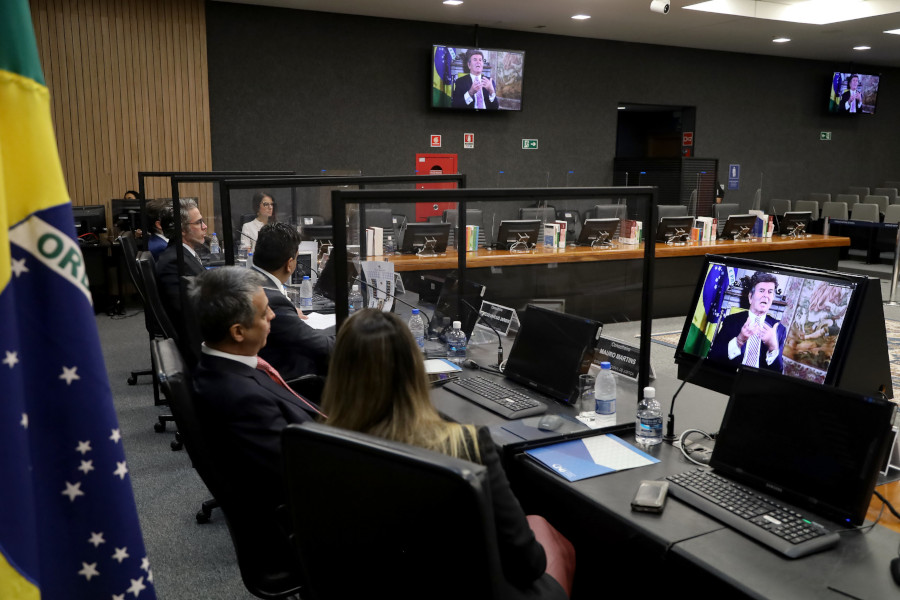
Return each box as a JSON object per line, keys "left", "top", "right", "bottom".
{"left": 519, "top": 206, "right": 556, "bottom": 224}
{"left": 593, "top": 204, "right": 628, "bottom": 220}
{"left": 657, "top": 205, "right": 688, "bottom": 219}
{"left": 555, "top": 208, "right": 581, "bottom": 242}
{"left": 807, "top": 192, "right": 831, "bottom": 206}
{"left": 835, "top": 194, "right": 859, "bottom": 209}
{"left": 769, "top": 199, "right": 791, "bottom": 216}
{"left": 153, "top": 338, "right": 304, "bottom": 600}
{"left": 850, "top": 203, "right": 879, "bottom": 223}
{"left": 846, "top": 186, "right": 870, "bottom": 199}
{"left": 443, "top": 208, "right": 486, "bottom": 249}
{"left": 793, "top": 200, "right": 820, "bottom": 221}
{"left": 239, "top": 213, "right": 257, "bottom": 227}
{"left": 821, "top": 201, "right": 848, "bottom": 220}
{"left": 864, "top": 194, "right": 889, "bottom": 217}
{"left": 118, "top": 233, "right": 154, "bottom": 391}
{"left": 713, "top": 202, "right": 739, "bottom": 224}
{"left": 282, "top": 422, "right": 549, "bottom": 600}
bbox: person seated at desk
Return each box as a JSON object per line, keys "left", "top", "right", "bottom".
{"left": 240, "top": 192, "right": 275, "bottom": 253}
{"left": 155, "top": 197, "right": 207, "bottom": 320}
{"left": 189, "top": 267, "right": 325, "bottom": 574}
{"left": 321, "top": 309, "right": 574, "bottom": 598}
{"left": 145, "top": 198, "right": 172, "bottom": 260}
{"left": 252, "top": 223, "right": 334, "bottom": 379}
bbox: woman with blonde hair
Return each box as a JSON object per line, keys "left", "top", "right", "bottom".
{"left": 321, "top": 309, "right": 575, "bottom": 598}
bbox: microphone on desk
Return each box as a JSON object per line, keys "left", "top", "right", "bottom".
{"left": 459, "top": 298, "right": 504, "bottom": 368}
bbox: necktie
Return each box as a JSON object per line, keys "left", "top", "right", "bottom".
{"left": 743, "top": 315, "right": 762, "bottom": 367}
{"left": 474, "top": 76, "right": 485, "bottom": 109}
{"left": 256, "top": 356, "right": 327, "bottom": 418}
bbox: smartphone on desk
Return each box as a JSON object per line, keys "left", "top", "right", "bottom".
{"left": 631, "top": 480, "right": 668, "bottom": 513}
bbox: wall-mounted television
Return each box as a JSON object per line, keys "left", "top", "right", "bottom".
{"left": 674, "top": 255, "right": 891, "bottom": 398}
{"left": 828, "top": 71, "right": 880, "bottom": 115}
{"left": 431, "top": 45, "right": 525, "bottom": 111}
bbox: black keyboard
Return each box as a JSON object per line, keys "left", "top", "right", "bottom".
{"left": 667, "top": 469, "right": 840, "bottom": 559}
{"left": 443, "top": 375, "right": 548, "bottom": 419}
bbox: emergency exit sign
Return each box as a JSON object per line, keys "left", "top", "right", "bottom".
{"left": 522, "top": 139, "right": 539, "bottom": 149}
{"left": 819, "top": 132, "right": 832, "bottom": 141}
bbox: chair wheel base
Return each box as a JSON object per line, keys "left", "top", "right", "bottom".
{"left": 127, "top": 375, "right": 138, "bottom": 385}
{"left": 153, "top": 422, "right": 166, "bottom": 433}
{"left": 171, "top": 440, "right": 183, "bottom": 451}
{"left": 196, "top": 511, "right": 211, "bottom": 524}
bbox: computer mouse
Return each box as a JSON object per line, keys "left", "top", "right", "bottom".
{"left": 890, "top": 557, "right": 900, "bottom": 586}
{"left": 537, "top": 414, "right": 564, "bottom": 431}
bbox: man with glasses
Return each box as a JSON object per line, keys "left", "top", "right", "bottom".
{"left": 156, "top": 197, "right": 208, "bottom": 320}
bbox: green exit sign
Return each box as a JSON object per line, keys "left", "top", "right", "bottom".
{"left": 819, "top": 132, "right": 832, "bottom": 141}
{"left": 522, "top": 139, "right": 539, "bottom": 150}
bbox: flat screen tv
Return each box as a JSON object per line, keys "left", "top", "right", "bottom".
{"left": 674, "top": 255, "right": 891, "bottom": 398}
{"left": 828, "top": 71, "right": 880, "bottom": 115}
{"left": 431, "top": 45, "right": 525, "bottom": 111}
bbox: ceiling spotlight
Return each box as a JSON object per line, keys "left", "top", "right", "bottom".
{"left": 772, "top": 37, "right": 791, "bottom": 43}
{"left": 442, "top": 0, "right": 463, "bottom": 5}
{"left": 650, "top": 0, "right": 670, "bottom": 14}
{"left": 572, "top": 14, "right": 591, "bottom": 20}
{"left": 853, "top": 45, "right": 871, "bottom": 50}
{"left": 885, "top": 29, "right": 900, "bottom": 35}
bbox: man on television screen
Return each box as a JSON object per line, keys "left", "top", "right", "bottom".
{"left": 451, "top": 50, "right": 499, "bottom": 110}
{"left": 841, "top": 74, "right": 863, "bottom": 113}
{"left": 708, "top": 272, "right": 786, "bottom": 372}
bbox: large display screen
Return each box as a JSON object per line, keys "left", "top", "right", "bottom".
{"left": 431, "top": 45, "right": 525, "bottom": 111}
{"left": 828, "top": 71, "right": 880, "bottom": 115}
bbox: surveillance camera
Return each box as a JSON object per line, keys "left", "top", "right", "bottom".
{"left": 650, "top": 0, "right": 670, "bottom": 14}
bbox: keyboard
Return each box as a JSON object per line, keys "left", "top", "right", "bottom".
{"left": 666, "top": 469, "right": 840, "bottom": 559}
{"left": 309, "top": 292, "right": 335, "bottom": 314}
{"left": 443, "top": 375, "right": 548, "bottom": 419}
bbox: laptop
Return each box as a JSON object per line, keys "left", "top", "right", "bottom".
{"left": 667, "top": 366, "right": 895, "bottom": 558}
{"left": 443, "top": 304, "right": 602, "bottom": 419}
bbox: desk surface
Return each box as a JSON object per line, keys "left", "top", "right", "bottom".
{"left": 376, "top": 234, "right": 849, "bottom": 271}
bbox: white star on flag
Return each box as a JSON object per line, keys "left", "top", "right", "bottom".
{"left": 20, "top": 413, "right": 27, "bottom": 429}
{"left": 10, "top": 257, "right": 28, "bottom": 277}
{"left": 76, "top": 440, "right": 92, "bottom": 454}
{"left": 112, "top": 547, "right": 129, "bottom": 563}
{"left": 127, "top": 576, "right": 147, "bottom": 597}
{"left": 62, "top": 481, "right": 84, "bottom": 502}
{"left": 3, "top": 350, "right": 18, "bottom": 368}
{"left": 147, "top": 569, "right": 154, "bottom": 583}
{"left": 110, "top": 428, "right": 122, "bottom": 443}
{"left": 59, "top": 365, "right": 80, "bottom": 385}
{"left": 114, "top": 461, "right": 129, "bottom": 480}
{"left": 140, "top": 557, "right": 150, "bottom": 572}
{"left": 78, "top": 459, "right": 94, "bottom": 474}
{"left": 88, "top": 531, "right": 105, "bottom": 547}
{"left": 78, "top": 562, "right": 99, "bottom": 581}
{"left": 113, "top": 595, "right": 125, "bottom": 600}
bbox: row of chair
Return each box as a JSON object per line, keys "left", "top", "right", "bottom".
{"left": 771, "top": 195, "right": 894, "bottom": 218}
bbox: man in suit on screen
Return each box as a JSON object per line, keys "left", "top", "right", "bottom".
{"left": 451, "top": 49, "right": 500, "bottom": 110}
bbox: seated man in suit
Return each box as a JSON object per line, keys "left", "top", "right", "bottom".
{"left": 252, "top": 223, "right": 335, "bottom": 379}
{"left": 708, "top": 271, "right": 786, "bottom": 373}
{"left": 451, "top": 49, "right": 499, "bottom": 110}
{"left": 189, "top": 267, "right": 325, "bottom": 575}
{"left": 145, "top": 198, "right": 172, "bottom": 260}
{"left": 155, "top": 197, "right": 206, "bottom": 320}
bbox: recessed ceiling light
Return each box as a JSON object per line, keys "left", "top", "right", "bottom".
{"left": 772, "top": 37, "right": 791, "bottom": 43}
{"left": 885, "top": 28, "right": 900, "bottom": 35}
{"left": 443, "top": 0, "right": 463, "bottom": 5}
{"left": 572, "top": 14, "right": 591, "bottom": 20}
{"left": 617, "top": 106, "right": 627, "bottom": 110}
{"left": 853, "top": 45, "right": 872, "bottom": 50}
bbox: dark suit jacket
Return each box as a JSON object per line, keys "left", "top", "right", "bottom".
{"left": 451, "top": 74, "right": 500, "bottom": 109}
{"left": 708, "top": 310, "right": 786, "bottom": 372}
{"left": 154, "top": 240, "right": 204, "bottom": 321}
{"left": 468, "top": 427, "right": 566, "bottom": 599}
{"left": 148, "top": 233, "right": 167, "bottom": 260}
{"left": 841, "top": 90, "right": 863, "bottom": 113}
{"left": 257, "top": 280, "right": 335, "bottom": 379}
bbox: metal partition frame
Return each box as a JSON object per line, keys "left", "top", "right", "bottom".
{"left": 329, "top": 186, "right": 658, "bottom": 395}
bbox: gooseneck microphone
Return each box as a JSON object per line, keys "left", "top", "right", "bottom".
{"left": 459, "top": 299, "right": 504, "bottom": 368}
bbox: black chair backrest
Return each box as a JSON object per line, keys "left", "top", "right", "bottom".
{"left": 519, "top": 206, "right": 556, "bottom": 224}
{"left": 137, "top": 256, "right": 178, "bottom": 340}
{"left": 282, "top": 422, "right": 510, "bottom": 600}
{"left": 555, "top": 209, "right": 581, "bottom": 242}
{"left": 593, "top": 204, "right": 628, "bottom": 220}
{"left": 239, "top": 213, "right": 257, "bottom": 227}
{"left": 657, "top": 205, "right": 689, "bottom": 219}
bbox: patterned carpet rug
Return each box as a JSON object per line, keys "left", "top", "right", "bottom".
{"left": 651, "top": 321, "right": 900, "bottom": 397}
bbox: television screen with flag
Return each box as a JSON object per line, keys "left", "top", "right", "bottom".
{"left": 431, "top": 45, "right": 525, "bottom": 111}
{"left": 0, "top": 2, "right": 156, "bottom": 599}
{"left": 674, "top": 255, "right": 876, "bottom": 396}
{"left": 828, "top": 71, "right": 880, "bottom": 115}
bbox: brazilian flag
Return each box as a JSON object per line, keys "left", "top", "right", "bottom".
{"left": 828, "top": 72, "right": 843, "bottom": 113}
{"left": 682, "top": 263, "right": 728, "bottom": 356}
{"left": 0, "top": 2, "right": 156, "bottom": 599}
{"left": 432, "top": 46, "right": 456, "bottom": 108}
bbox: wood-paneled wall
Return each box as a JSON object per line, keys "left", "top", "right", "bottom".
{"left": 29, "top": 0, "right": 214, "bottom": 220}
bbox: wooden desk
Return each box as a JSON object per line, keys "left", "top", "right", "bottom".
{"left": 868, "top": 479, "right": 900, "bottom": 534}
{"left": 377, "top": 235, "right": 850, "bottom": 322}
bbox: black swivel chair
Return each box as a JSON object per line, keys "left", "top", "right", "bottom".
{"left": 593, "top": 204, "right": 628, "bottom": 220}
{"left": 555, "top": 209, "right": 581, "bottom": 243}
{"left": 118, "top": 233, "right": 154, "bottom": 393}
{"left": 282, "top": 422, "right": 541, "bottom": 600}
{"left": 153, "top": 338, "right": 304, "bottom": 600}
{"left": 519, "top": 206, "right": 556, "bottom": 224}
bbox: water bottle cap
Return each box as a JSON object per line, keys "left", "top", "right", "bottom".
{"left": 643, "top": 386, "right": 656, "bottom": 398}
{"left": 452, "top": 320, "right": 462, "bottom": 329}
{"left": 302, "top": 275, "right": 310, "bottom": 280}
{"left": 351, "top": 284, "right": 359, "bottom": 291}
{"left": 600, "top": 361, "right": 611, "bottom": 369}
{"left": 412, "top": 308, "right": 420, "bottom": 314}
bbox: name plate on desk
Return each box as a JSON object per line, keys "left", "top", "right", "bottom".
{"left": 476, "top": 301, "right": 519, "bottom": 336}
{"left": 595, "top": 336, "right": 650, "bottom": 381}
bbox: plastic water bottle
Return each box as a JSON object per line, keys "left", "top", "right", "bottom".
{"left": 408, "top": 309, "right": 426, "bottom": 352}
{"left": 209, "top": 233, "right": 220, "bottom": 256}
{"left": 594, "top": 361, "right": 616, "bottom": 416}
{"left": 384, "top": 235, "right": 395, "bottom": 255}
{"left": 635, "top": 386, "right": 663, "bottom": 446}
{"left": 246, "top": 252, "right": 253, "bottom": 268}
{"left": 299, "top": 275, "right": 313, "bottom": 311}
{"left": 348, "top": 284, "right": 364, "bottom": 315}
{"left": 446, "top": 320, "right": 468, "bottom": 364}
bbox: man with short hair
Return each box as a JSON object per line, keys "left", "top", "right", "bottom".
{"left": 451, "top": 49, "right": 500, "bottom": 110}
{"left": 144, "top": 198, "right": 171, "bottom": 260}
{"left": 155, "top": 198, "right": 206, "bottom": 319}
{"left": 251, "top": 223, "right": 334, "bottom": 379}
{"left": 189, "top": 267, "right": 323, "bottom": 575}
{"left": 708, "top": 271, "right": 787, "bottom": 372}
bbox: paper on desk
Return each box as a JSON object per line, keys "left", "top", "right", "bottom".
{"left": 303, "top": 312, "right": 336, "bottom": 330}
{"left": 424, "top": 359, "right": 463, "bottom": 374}
{"left": 525, "top": 434, "right": 659, "bottom": 482}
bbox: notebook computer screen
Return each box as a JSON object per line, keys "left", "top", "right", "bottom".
{"left": 503, "top": 305, "right": 602, "bottom": 404}
{"left": 712, "top": 367, "right": 894, "bottom": 526}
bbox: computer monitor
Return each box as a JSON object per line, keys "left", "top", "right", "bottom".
{"left": 656, "top": 216, "right": 695, "bottom": 243}
{"left": 779, "top": 211, "right": 813, "bottom": 236}
{"left": 674, "top": 254, "right": 892, "bottom": 398}
{"left": 111, "top": 198, "right": 143, "bottom": 232}
{"left": 72, "top": 205, "right": 107, "bottom": 238}
{"left": 494, "top": 220, "right": 541, "bottom": 250}
{"left": 299, "top": 224, "right": 334, "bottom": 244}
{"left": 399, "top": 222, "right": 451, "bottom": 255}
{"left": 430, "top": 271, "right": 487, "bottom": 340}
{"left": 314, "top": 250, "right": 359, "bottom": 302}
{"left": 576, "top": 218, "right": 619, "bottom": 247}
{"left": 718, "top": 214, "right": 758, "bottom": 240}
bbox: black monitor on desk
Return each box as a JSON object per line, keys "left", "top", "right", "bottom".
{"left": 494, "top": 220, "right": 541, "bottom": 250}
{"left": 656, "top": 216, "right": 695, "bottom": 243}
{"left": 111, "top": 198, "right": 143, "bottom": 232}
{"left": 299, "top": 224, "right": 334, "bottom": 243}
{"left": 72, "top": 205, "right": 107, "bottom": 238}
{"left": 576, "top": 218, "right": 619, "bottom": 247}
{"left": 778, "top": 211, "right": 812, "bottom": 236}
{"left": 718, "top": 214, "right": 758, "bottom": 240}
{"left": 399, "top": 222, "right": 451, "bottom": 255}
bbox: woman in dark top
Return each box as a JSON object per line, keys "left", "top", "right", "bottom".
{"left": 321, "top": 309, "right": 574, "bottom": 597}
